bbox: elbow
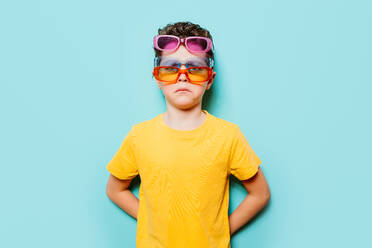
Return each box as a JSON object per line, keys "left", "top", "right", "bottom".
{"left": 253, "top": 186, "right": 271, "bottom": 205}
{"left": 106, "top": 182, "right": 117, "bottom": 200}
{"left": 105, "top": 174, "right": 132, "bottom": 199}
{"left": 264, "top": 192, "right": 271, "bottom": 205}
{"left": 249, "top": 189, "right": 271, "bottom": 205}
{"left": 106, "top": 186, "right": 114, "bottom": 200}
{"left": 262, "top": 188, "right": 271, "bottom": 205}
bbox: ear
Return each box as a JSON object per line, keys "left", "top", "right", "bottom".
{"left": 152, "top": 70, "right": 162, "bottom": 89}
{"left": 206, "top": 72, "right": 216, "bottom": 90}
{"left": 154, "top": 77, "right": 162, "bottom": 89}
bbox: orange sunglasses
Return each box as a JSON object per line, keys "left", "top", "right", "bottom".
{"left": 152, "top": 65, "right": 213, "bottom": 85}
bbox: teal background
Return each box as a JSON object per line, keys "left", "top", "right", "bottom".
{"left": 1, "top": 0, "right": 371, "bottom": 247}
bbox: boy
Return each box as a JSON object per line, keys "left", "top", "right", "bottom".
{"left": 106, "top": 21, "right": 271, "bottom": 248}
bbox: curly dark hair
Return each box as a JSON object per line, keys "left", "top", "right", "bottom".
{"left": 154, "top": 21, "right": 215, "bottom": 62}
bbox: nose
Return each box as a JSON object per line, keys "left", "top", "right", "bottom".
{"left": 178, "top": 64, "right": 188, "bottom": 82}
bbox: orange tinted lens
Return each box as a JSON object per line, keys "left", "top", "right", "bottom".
{"left": 187, "top": 68, "right": 210, "bottom": 82}
{"left": 158, "top": 67, "right": 178, "bottom": 81}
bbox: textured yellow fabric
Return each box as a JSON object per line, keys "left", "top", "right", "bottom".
{"left": 106, "top": 109, "right": 262, "bottom": 248}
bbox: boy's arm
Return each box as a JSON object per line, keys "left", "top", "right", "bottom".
{"left": 228, "top": 167, "right": 271, "bottom": 236}
{"left": 106, "top": 174, "right": 139, "bottom": 220}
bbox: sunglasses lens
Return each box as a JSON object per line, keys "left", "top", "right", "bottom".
{"left": 188, "top": 68, "right": 210, "bottom": 81}
{"left": 158, "top": 67, "right": 179, "bottom": 81}
{"left": 186, "top": 38, "right": 208, "bottom": 52}
{"left": 157, "top": 36, "right": 179, "bottom": 50}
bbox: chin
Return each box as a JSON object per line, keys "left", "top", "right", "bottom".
{"left": 170, "top": 99, "right": 199, "bottom": 109}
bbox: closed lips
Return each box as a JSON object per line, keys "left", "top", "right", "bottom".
{"left": 175, "top": 88, "right": 191, "bottom": 92}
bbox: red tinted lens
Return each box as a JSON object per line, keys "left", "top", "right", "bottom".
{"left": 186, "top": 38, "right": 208, "bottom": 52}
{"left": 157, "top": 36, "right": 179, "bottom": 50}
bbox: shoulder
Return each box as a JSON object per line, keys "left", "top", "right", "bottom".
{"left": 209, "top": 113, "right": 239, "bottom": 134}
{"left": 130, "top": 114, "right": 160, "bottom": 134}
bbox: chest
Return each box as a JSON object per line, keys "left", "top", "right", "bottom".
{"left": 135, "top": 133, "right": 230, "bottom": 182}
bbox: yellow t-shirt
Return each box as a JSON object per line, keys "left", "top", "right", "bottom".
{"left": 106, "top": 109, "right": 262, "bottom": 248}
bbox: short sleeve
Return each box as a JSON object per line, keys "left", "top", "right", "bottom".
{"left": 228, "top": 125, "right": 262, "bottom": 180}
{"left": 106, "top": 126, "right": 139, "bottom": 180}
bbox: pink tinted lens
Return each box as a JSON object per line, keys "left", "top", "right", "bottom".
{"left": 157, "top": 36, "right": 179, "bottom": 50}
{"left": 187, "top": 38, "right": 208, "bottom": 52}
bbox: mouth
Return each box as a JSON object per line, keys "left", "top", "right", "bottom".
{"left": 175, "top": 88, "right": 192, "bottom": 93}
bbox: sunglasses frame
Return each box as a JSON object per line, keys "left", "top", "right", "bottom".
{"left": 153, "top": 35, "right": 214, "bottom": 54}
{"left": 152, "top": 65, "right": 213, "bottom": 85}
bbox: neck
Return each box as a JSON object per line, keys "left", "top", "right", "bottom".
{"left": 162, "top": 103, "right": 206, "bottom": 130}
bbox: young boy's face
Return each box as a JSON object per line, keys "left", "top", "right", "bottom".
{"left": 155, "top": 45, "right": 216, "bottom": 110}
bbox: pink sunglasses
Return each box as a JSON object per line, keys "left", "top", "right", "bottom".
{"left": 153, "top": 35, "right": 214, "bottom": 54}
